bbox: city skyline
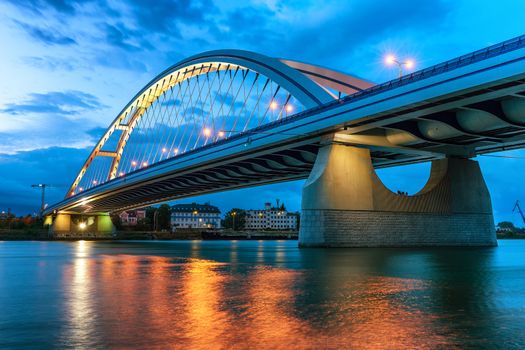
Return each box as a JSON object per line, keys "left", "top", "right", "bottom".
{"left": 1, "top": 0, "right": 525, "bottom": 225}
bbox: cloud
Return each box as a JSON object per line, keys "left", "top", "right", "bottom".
{"left": 0, "top": 146, "right": 91, "bottom": 215}
{"left": 22, "top": 56, "right": 77, "bottom": 71}
{"left": 275, "top": 0, "right": 452, "bottom": 65}
{"left": 103, "top": 23, "right": 153, "bottom": 52}
{"left": 5, "top": 0, "right": 86, "bottom": 14}
{"left": 124, "top": 0, "right": 217, "bottom": 34}
{"left": 1, "top": 90, "right": 106, "bottom": 116}
{"left": 15, "top": 20, "right": 77, "bottom": 45}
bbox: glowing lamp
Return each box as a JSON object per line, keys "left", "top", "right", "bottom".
{"left": 92, "top": 180, "right": 97, "bottom": 185}
{"left": 203, "top": 128, "right": 212, "bottom": 137}
{"left": 405, "top": 59, "right": 414, "bottom": 69}
{"left": 162, "top": 147, "right": 167, "bottom": 153}
{"left": 79, "top": 222, "right": 86, "bottom": 230}
{"left": 131, "top": 160, "right": 137, "bottom": 166}
{"left": 285, "top": 104, "right": 293, "bottom": 112}
{"left": 385, "top": 54, "right": 396, "bottom": 65}
{"left": 173, "top": 148, "right": 179, "bottom": 154}
{"left": 270, "top": 101, "right": 278, "bottom": 110}
{"left": 119, "top": 172, "right": 124, "bottom": 176}
{"left": 142, "top": 161, "right": 148, "bottom": 167}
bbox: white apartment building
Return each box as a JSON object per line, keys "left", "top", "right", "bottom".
{"left": 171, "top": 203, "right": 221, "bottom": 230}
{"left": 245, "top": 202, "right": 298, "bottom": 230}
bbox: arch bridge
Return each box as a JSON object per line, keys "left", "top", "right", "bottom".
{"left": 45, "top": 35, "right": 525, "bottom": 247}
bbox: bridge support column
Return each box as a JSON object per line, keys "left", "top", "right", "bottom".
{"left": 299, "top": 144, "right": 496, "bottom": 247}
{"left": 48, "top": 212, "right": 115, "bottom": 238}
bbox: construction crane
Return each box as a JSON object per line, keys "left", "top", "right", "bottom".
{"left": 31, "top": 184, "right": 52, "bottom": 217}
{"left": 513, "top": 200, "right": 525, "bottom": 225}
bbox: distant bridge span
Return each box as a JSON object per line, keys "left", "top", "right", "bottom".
{"left": 45, "top": 35, "right": 525, "bottom": 247}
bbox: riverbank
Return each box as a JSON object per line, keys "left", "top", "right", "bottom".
{"left": 2, "top": 229, "right": 523, "bottom": 241}
{"left": 0, "top": 229, "right": 298, "bottom": 241}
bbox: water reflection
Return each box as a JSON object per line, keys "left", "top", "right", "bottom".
{"left": 61, "top": 241, "right": 99, "bottom": 348}
{"left": 1, "top": 241, "right": 522, "bottom": 349}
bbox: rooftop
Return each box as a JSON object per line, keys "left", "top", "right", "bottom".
{"left": 171, "top": 202, "right": 220, "bottom": 213}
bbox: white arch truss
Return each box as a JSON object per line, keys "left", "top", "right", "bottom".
{"left": 67, "top": 49, "right": 371, "bottom": 197}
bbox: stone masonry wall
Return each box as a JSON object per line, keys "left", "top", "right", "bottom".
{"left": 299, "top": 209, "right": 497, "bottom": 247}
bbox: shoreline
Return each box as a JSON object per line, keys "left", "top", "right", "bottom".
{"left": 0, "top": 229, "right": 299, "bottom": 241}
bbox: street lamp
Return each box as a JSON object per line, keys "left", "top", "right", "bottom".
{"left": 385, "top": 54, "right": 415, "bottom": 78}
{"left": 232, "top": 211, "right": 237, "bottom": 231}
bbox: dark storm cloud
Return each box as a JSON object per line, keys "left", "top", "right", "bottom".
{"left": 15, "top": 20, "right": 77, "bottom": 45}
{"left": 1, "top": 91, "right": 106, "bottom": 115}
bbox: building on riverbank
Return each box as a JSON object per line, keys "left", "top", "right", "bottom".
{"left": 245, "top": 202, "right": 298, "bottom": 230}
{"left": 171, "top": 203, "right": 221, "bottom": 230}
{"left": 119, "top": 209, "right": 146, "bottom": 226}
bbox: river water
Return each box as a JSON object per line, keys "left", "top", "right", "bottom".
{"left": 0, "top": 240, "right": 524, "bottom": 349}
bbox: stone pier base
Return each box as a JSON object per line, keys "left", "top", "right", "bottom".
{"left": 299, "top": 143, "right": 497, "bottom": 247}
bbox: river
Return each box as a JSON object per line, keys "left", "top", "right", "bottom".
{"left": 1, "top": 240, "right": 524, "bottom": 349}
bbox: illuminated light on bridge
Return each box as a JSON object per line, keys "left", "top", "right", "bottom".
{"left": 218, "top": 131, "right": 225, "bottom": 138}
{"left": 385, "top": 54, "right": 416, "bottom": 77}
{"left": 385, "top": 54, "right": 396, "bottom": 65}
{"left": 44, "top": 36, "right": 525, "bottom": 247}
{"left": 142, "top": 162, "right": 148, "bottom": 167}
{"left": 119, "top": 172, "right": 124, "bottom": 177}
{"left": 162, "top": 147, "right": 167, "bottom": 153}
{"left": 285, "top": 104, "right": 293, "bottom": 113}
{"left": 92, "top": 180, "right": 97, "bottom": 185}
{"left": 78, "top": 222, "right": 86, "bottom": 230}
{"left": 173, "top": 148, "right": 179, "bottom": 154}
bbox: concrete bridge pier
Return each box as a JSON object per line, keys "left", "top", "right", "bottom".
{"left": 46, "top": 212, "right": 115, "bottom": 238}
{"left": 299, "top": 143, "right": 497, "bottom": 247}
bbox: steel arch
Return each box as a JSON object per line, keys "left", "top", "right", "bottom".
{"left": 67, "top": 50, "right": 364, "bottom": 197}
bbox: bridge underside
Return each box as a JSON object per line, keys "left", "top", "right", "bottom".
{"left": 55, "top": 144, "right": 319, "bottom": 214}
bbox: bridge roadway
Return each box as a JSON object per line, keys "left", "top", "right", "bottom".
{"left": 45, "top": 35, "right": 525, "bottom": 217}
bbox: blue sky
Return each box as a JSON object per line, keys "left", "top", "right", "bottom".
{"left": 0, "top": 0, "right": 524, "bottom": 225}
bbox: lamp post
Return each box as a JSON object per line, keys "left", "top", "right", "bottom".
{"left": 232, "top": 211, "right": 237, "bottom": 231}
{"left": 385, "top": 55, "right": 414, "bottom": 78}
{"left": 31, "top": 184, "right": 51, "bottom": 218}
